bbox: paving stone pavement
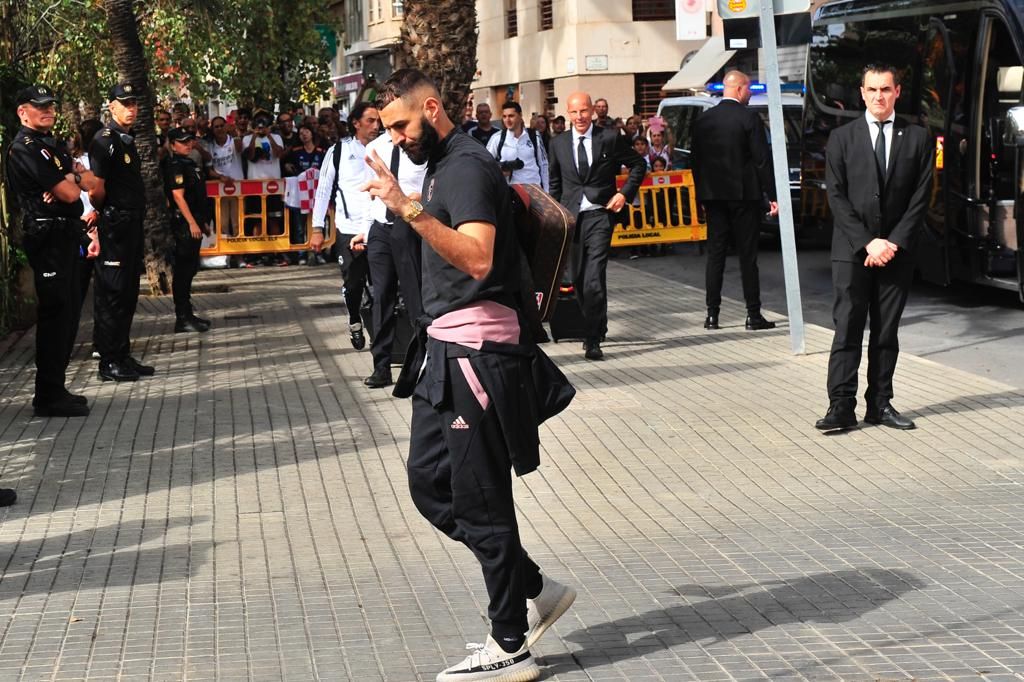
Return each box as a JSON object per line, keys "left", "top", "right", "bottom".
{"left": 1, "top": 261, "right": 1023, "bottom": 681}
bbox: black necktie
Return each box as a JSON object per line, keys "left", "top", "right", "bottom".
{"left": 384, "top": 144, "right": 402, "bottom": 222}
{"left": 577, "top": 136, "right": 589, "bottom": 180}
{"left": 874, "top": 120, "right": 888, "bottom": 176}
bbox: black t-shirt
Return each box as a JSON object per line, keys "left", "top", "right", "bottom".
{"left": 163, "top": 153, "right": 209, "bottom": 225}
{"left": 4, "top": 126, "right": 83, "bottom": 218}
{"left": 89, "top": 122, "right": 146, "bottom": 210}
{"left": 470, "top": 126, "right": 499, "bottom": 146}
{"left": 420, "top": 129, "right": 521, "bottom": 319}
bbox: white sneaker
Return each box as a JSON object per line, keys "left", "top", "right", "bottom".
{"left": 436, "top": 636, "right": 539, "bottom": 682}
{"left": 525, "top": 576, "right": 577, "bottom": 649}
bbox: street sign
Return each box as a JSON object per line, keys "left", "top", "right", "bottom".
{"left": 717, "top": 0, "right": 808, "bottom": 19}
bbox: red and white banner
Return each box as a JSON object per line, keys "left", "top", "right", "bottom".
{"left": 206, "top": 179, "right": 291, "bottom": 198}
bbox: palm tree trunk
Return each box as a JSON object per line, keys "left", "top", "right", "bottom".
{"left": 102, "top": 0, "right": 174, "bottom": 295}
{"left": 396, "top": 0, "right": 478, "bottom": 123}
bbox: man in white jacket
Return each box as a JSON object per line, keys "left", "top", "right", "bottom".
{"left": 311, "top": 102, "right": 379, "bottom": 349}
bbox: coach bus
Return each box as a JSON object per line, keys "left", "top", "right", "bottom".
{"left": 803, "top": 0, "right": 1024, "bottom": 299}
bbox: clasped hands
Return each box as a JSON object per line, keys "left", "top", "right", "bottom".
{"left": 865, "top": 237, "right": 899, "bottom": 268}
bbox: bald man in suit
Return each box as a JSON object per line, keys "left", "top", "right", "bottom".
{"left": 548, "top": 91, "right": 646, "bottom": 360}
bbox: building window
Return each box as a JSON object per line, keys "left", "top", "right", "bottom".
{"left": 392, "top": 0, "right": 404, "bottom": 17}
{"left": 633, "top": 0, "right": 675, "bottom": 21}
{"left": 506, "top": 0, "right": 518, "bottom": 38}
{"left": 542, "top": 79, "right": 556, "bottom": 118}
{"left": 539, "top": 0, "right": 553, "bottom": 31}
{"left": 634, "top": 72, "right": 676, "bottom": 120}
{"left": 345, "top": 0, "right": 365, "bottom": 45}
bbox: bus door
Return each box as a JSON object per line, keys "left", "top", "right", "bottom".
{"left": 919, "top": 17, "right": 959, "bottom": 287}
{"left": 968, "top": 13, "right": 1023, "bottom": 292}
{"left": 1007, "top": 104, "right": 1024, "bottom": 300}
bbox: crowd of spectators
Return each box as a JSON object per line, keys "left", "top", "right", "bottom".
{"left": 146, "top": 101, "right": 357, "bottom": 265}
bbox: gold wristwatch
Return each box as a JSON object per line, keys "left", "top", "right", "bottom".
{"left": 402, "top": 199, "right": 424, "bottom": 222}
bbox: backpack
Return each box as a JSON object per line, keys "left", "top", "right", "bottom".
{"left": 508, "top": 183, "right": 575, "bottom": 321}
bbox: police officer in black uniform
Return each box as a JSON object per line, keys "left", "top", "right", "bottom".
{"left": 163, "top": 128, "right": 212, "bottom": 333}
{"left": 5, "top": 85, "right": 96, "bottom": 417}
{"left": 89, "top": 83, "right": 154, "bottom": 382}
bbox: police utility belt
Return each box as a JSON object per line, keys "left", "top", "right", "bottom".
{"left": 23, "top": 215, "right": 80, "bottom": 238}
{"left": 102, "top": 205, "right": 143, "bottom": 222}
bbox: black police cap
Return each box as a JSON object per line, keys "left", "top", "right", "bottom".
{"left": 108, "top": 83, "right": 140, "bottom": 102}
{"left": 16, "top": 85, "right": 57, "bottom": 106}
{"left": 167, "top": 127, "right": 195, "bottom": 143}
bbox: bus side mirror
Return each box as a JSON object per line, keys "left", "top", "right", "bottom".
{"left": 1003, "top": 106, "right": 1024, "bottom": 147}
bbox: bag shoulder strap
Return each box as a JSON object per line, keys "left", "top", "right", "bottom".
{"left": 527, "top": 128, "right": 540, "bottom": 166}
{"left": 496, "top": 128, "right": 507, "bottom": 162}
{"left": 331, "top": 139, "right": 349, "bottom": 219}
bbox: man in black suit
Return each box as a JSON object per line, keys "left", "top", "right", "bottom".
{"left": 815, "top": 64, "right": 934, "bottom": 432}
{"left": 691, "top": 71, "right": 778, "bottom": 331}
{"left": 549, "top": 91, "right": 646, "bottom": 360}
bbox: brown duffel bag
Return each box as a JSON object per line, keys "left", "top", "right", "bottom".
{"left": 510, "top": 183, "right": 576, "bottom": 322}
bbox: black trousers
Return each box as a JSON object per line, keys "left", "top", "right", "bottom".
{"left": 23, "top": 224, "right": 82, "bottom": 403}
{"left": 337, "top": 237, "right": 369, "bottom": 326}
{"left": 390, "top": 217, "right": 423, "bottom": 325}
{"left": 367, "top": 222, "right": 401, "bottom": 373}
{"left": 94, "top": 208, "right": 143, "bottom": 362}
{"left": 826, "top": 255, "right": 914, "bottom": 410}
{"left": 704, "top": 200, "right": 763, "bottom": 312}
{"left": 172, "top": 225, "right": 202, "bottom": 318}
{"left": 407, "top": 354, "right": 542, "bottom": 640}
{"left": 571, "top": 209, "right": 615, "bottom": 340}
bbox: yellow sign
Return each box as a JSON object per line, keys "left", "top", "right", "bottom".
{"left": 935, "top": 135, "right": 944, "bottom": 170}
{"left": 728, "top": 0, "right": 747, "bottom": 12}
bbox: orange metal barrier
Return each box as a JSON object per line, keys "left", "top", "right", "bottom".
{"left": 612, "top": 170, "right": 707, "bottom": 247}
{"left": 200, "top": 179, "right": 335, "bottom": 257}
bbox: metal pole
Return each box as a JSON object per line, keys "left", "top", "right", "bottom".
{"left": 758, "top": 0, "right": 805, "bottom": 354}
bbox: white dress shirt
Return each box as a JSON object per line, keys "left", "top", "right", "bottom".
{"left": 574, "top": 124, "right": 600, "bottom": 212}
{"left": 365, "top": 134, "right": 428, "bottom": 229}
{"left": 312, "top": 137, "right": 372, "bottom": 235}
{"left": 486, "top": 126, "right": 549, "bottom": 190}
{"left": 865, "top": 110, "right": 896, "bottom": 169}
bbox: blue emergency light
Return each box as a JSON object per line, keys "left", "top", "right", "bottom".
{"left": 706, "top": 82, "right": 804, "bottom": 94}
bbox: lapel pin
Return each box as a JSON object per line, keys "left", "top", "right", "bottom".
{"left": 898, "top": 131, "right": 903, "bottom": 136}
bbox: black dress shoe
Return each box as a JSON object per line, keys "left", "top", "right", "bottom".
{"left": 0, "top": 488, "right": 16, "bottom": 507}
{"left": 350, "top": 324, "right": 366, "bottom": 350}
{"left": 704, "top": 315, "right": 720, "bottom": 330}
{"left": 864, "top": 404, "right": 916, "bottom": 430}
{"left": 190, "top": 313, "right": 211, "bottom": 327}
{"left": 814, "top": 405, "right": 857, "bottom": 431}
{"left": 363, "top": 368, "right": 393, "bottom": 388}
{"left": 98, "top": 360, "right": 140, "bottom": 382}
{"left": 127, "top": 356, "right": 156, "bottom": 376}
{"left": 34, "top": 395, "right": 91, "bottom": 417}
{"left": 175, "top": 316, "right": 209, "bottom": 333}
{"left": 745, "top": 314, "right": 776, "bottom": 330}
{"left": 584, "top": 339, "right": 604, "bottom": 361}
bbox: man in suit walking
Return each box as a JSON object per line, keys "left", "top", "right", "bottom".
{"left": 815, "top": 64, "right": 933, "bottom": 432}
{"left": 549, "top": 91, "right": 646, "bottom": 360}
{"left": 691, "top": 71, "right": 778, "bottom": 331}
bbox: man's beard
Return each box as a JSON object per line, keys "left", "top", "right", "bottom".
{"left": 401, "top": 116, "right": 440, "bottom": 165}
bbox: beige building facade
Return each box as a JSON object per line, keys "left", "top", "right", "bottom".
{"left": 474, "top": 1, "right": 705, "bottom": 121}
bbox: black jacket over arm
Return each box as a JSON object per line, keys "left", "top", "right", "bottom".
{"left": 690, "top": 99, "right": 776, "bottom": 203}
{"left": 548, "top": 126, "right": 646, "bottom": 213}
{"left": 825, "top": 117, "right": 933, "bottom": 262}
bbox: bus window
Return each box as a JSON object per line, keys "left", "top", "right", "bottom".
{"left": 977, "top": 18, "right": 1023, "bottom": 202}
{"left": 808, "top": 19, "right": 920, "bottom": 121}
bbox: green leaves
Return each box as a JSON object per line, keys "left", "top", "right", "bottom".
{"left": 9, "top": 0, "right": 335, "bottom": 107}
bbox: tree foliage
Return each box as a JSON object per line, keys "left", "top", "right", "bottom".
{"left": 7, "top": 0, "right": 336, "bottom": 112}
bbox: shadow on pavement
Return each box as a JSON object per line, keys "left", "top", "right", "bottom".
{"left": 0, "top": 517, "right": 208, "bottom": 601}
{"left": 545, "top": 568, "right": 926, "bottom": 673}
